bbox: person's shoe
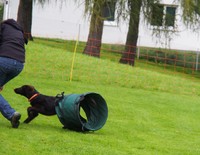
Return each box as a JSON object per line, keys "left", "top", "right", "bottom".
{"left": 10, "top": 112, "right": 21, "bottom": 128}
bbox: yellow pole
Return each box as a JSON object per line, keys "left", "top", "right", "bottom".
{"left": 69, "top": 24, "right": 80, "bottom": 82}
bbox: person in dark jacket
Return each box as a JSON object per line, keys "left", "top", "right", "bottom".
{"left": 0, "top": 19, "right": 28, "bottom": 128}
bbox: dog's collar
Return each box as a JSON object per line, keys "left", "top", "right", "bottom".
{"left": 28, "top": 93, "right": 39, "bottom": 102}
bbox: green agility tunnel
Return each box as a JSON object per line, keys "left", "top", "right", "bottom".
{"left": 55, "top": 92, "right": 108, "bottom": 132}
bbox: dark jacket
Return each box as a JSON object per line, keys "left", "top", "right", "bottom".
{"left": 0, "top": 19, "right": 28, "bottom": 63}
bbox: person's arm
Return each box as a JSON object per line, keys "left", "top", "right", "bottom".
{"left": 0, "top": 23, "right": 2, "bottom": 41}
{"left": 24, "top": 34, "right": 28, "bottom": 45}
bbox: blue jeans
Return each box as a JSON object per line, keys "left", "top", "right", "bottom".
{"left": 0, "top": 57, "right": 24, "bottom": 120}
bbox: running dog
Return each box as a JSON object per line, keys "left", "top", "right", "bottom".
{"left": 14, "top": 85, "right": 61, "bottom": 123}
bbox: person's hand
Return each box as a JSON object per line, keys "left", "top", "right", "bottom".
{"left": 0, "top": 86, "right": 3, "bottom": 92}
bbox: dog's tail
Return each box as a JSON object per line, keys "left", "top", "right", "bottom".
{"left": 55, "top": 92, "right": 64, "bottom": 106}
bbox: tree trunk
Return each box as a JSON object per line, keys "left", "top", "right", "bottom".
{"left": 17, "top": 0, "right": 33, "bottom": 40}
{"left": 83, "top": 2, "right": 104, "bottom": 58}
{"left": 119, "top": 0, "right": 142, "bottom": 66}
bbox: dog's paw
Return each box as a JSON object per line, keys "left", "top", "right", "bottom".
{"left": 23, "top": 120, "right": 29, "bottom": 123}
{"left": 28, "top": 110, "right": 38, "bottom": 117}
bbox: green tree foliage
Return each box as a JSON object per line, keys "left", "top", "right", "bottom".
{"left": 181, "top": 0, "right": 200, "bottom": 29}
{"left": 0, "top": 2, "right": 4, "bottom": 21}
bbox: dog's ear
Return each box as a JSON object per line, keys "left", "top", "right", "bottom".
{"left": 29, "top": 85, "right": 35, "bottom": 91}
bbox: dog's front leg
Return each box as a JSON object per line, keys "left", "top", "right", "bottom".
{"left": 24, "top": 107, "right": 39, "bottom": 123}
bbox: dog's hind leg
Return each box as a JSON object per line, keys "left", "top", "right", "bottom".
{"left": 24, "top": 107, "right": 39, "bottom": 123}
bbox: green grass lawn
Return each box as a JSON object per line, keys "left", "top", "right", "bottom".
{"left": 0, "top": 38, "right": 200, "bottom": 155}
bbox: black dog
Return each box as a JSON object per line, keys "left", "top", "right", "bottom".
{"left": 14, "top": 85, "right": 60, "bottom": 123}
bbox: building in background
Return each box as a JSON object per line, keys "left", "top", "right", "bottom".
{"left": 2, "top": 0, "right": 200, "bottom": 51}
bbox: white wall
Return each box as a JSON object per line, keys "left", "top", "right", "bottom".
{"left": 6, "top": 0, "right": 18, "bottom": 19}
{"left": 32, "top": 1, "right": 128, "bottom": 44}
{"left": 32, "top": 1, "right": 87, "bottom": 40}
{"left": 138, "top": 0, "right": 200, "bottom": 51}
